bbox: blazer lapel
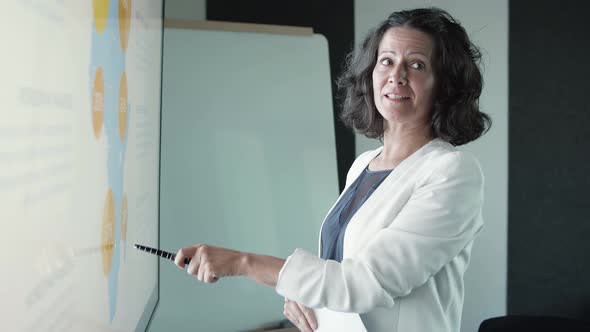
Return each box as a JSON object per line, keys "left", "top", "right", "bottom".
{"left": 316, "top": 148, "right": 382, "bottom": 255}
{"left": 343, "top": 139, "right": 452, "bottom": 256}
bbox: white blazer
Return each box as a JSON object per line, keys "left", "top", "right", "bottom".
{"left": 276, "top": 138, "right": 484, "bottom": 332}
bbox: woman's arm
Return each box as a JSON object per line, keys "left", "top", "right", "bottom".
{"left": 242, "top": 253, "right": 286, "bottom": 287}
{"left": 174, "top": 244, "right": 285, "bottom": 287}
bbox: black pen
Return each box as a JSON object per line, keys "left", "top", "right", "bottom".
{"left": 134, "top": 243, "right": 191, "bottom": 265}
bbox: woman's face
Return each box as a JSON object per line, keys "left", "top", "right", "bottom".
{"left": 372, "top": 27, "right": 436, "bottom": 131}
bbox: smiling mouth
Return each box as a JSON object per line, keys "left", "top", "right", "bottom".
{"left": 385, "top": 93, "right": 410, "bottom": 101}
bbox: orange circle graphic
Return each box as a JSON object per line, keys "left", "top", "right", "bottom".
{"left": 102, "top": 189, "right": 115, "bottom": 276}
{"left": 118, "top": 71, "right": 128, "bottom": 141}
{"left": 118, "top": 0, "right": 131, "bottom": 52}
{"left": 92, "top": 67, "right": 105, "bottom": 139}
{"left": 121, "top": 193, "right": 128, "bottom": 242}
{"left": 93, "top": 0, "right": 109, "bottom": 34}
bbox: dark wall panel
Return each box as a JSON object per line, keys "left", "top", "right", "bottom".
{"left": 207, "top": 1, "right": 312, "bottom": 27}
{"left": 509, "top": 0, "right": 590, "bottom": 320}
{"left": 207, "top": 0, "right": 355, "bottom": 192}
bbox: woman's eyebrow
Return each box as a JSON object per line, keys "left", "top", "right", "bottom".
{"left": 378, "top": 50, "right": 430, "bottom": 58}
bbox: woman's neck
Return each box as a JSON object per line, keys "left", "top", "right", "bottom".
{"left": 376, "top": 124, "right": 433, "bottom": 168}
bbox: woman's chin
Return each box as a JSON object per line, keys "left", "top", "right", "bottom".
{"left": 379, "top": 108, "right": 410, "bottom": 123}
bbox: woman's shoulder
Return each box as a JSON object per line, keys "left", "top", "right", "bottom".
{"left": 352, "top": 139, "right": 483, "bottom": 178}
{"left": 421, "top": 140, "right": 484, "bottom": 181}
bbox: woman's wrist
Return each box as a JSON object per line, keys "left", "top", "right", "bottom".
{"left": 239, "top": 252, "right": 252, "bottom": 277}
{"left": 239, "top": 252, "right": 285, "bottom": 288}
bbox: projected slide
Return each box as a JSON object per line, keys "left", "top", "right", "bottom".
{"left": 0, "top": 1, "right": 162, "bottom": 331}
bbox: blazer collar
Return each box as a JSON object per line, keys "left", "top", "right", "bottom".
{"left": 349, "top": 138, "right": 451, "bottom": 186}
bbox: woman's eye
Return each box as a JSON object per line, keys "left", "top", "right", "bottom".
{"left": 411, "top": 62, "right": 425, "bottom": 70}
{"left": 380, "top": 58, "right": 392, "bottom": 66}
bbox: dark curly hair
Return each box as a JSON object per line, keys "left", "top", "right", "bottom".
{"left": 338, "top": 7, "right": 491, "bottom": 146}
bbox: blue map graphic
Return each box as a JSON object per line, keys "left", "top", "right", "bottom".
{"left": 89, "top": 0, "right": 130, "bottom": 322}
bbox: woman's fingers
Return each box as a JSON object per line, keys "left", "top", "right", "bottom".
{"left": 283, "top": 299, "right": 314, "bottom": 332}
{"left": 176, "top": 243, "right": 241, "bottom": 283}
{"left": 297, "top": 302, "right": 318, "bottom": 330}
{"left": 283, "top": 309, "right": 298, "bottom": 330}
{"left": 205, "top": 271, "right": 219, "bottom": 283}
{"left": 195, "top": 246, "right": 210, "bottom": 282}
{"left": 284, "top": 307, "right": 311, "bottom": 332}
{"left": 175, "top": 245, "right": 199, "bottom": 269}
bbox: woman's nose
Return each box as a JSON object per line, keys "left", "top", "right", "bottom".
{"left": 388, "top": 67, "right": 408, "bottom": 85}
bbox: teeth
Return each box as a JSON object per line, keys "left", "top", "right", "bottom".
{"left": 386, "top": 94, "right": 408, "bottom": 100}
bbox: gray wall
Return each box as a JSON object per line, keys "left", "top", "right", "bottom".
{"left": 355, "top": 1, "right": 508, "bottom": 332}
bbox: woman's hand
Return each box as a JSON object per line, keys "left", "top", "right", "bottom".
{"left": 283, "top": 298, "right": 317, "bottom": 332}
{"left": 174, "top": 244, "right": 247, "bottom": 283}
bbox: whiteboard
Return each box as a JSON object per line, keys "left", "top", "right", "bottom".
{"left": 0, "top": 1, "right": 163, "bottom": 331}
{"left": 152, "top": 27, "right": 339, "bottom": 331}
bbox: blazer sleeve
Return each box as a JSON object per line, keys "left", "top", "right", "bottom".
{"left": 275, "top": 151, "right": 484, "bottom": 313}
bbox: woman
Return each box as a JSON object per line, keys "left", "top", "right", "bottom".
{"left": 174, "top": 7, "right": 491, "bottom": 332}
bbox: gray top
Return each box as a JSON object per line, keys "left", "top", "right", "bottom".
{"left": 320, "top": 165, "right": 392, "bottom": 262}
